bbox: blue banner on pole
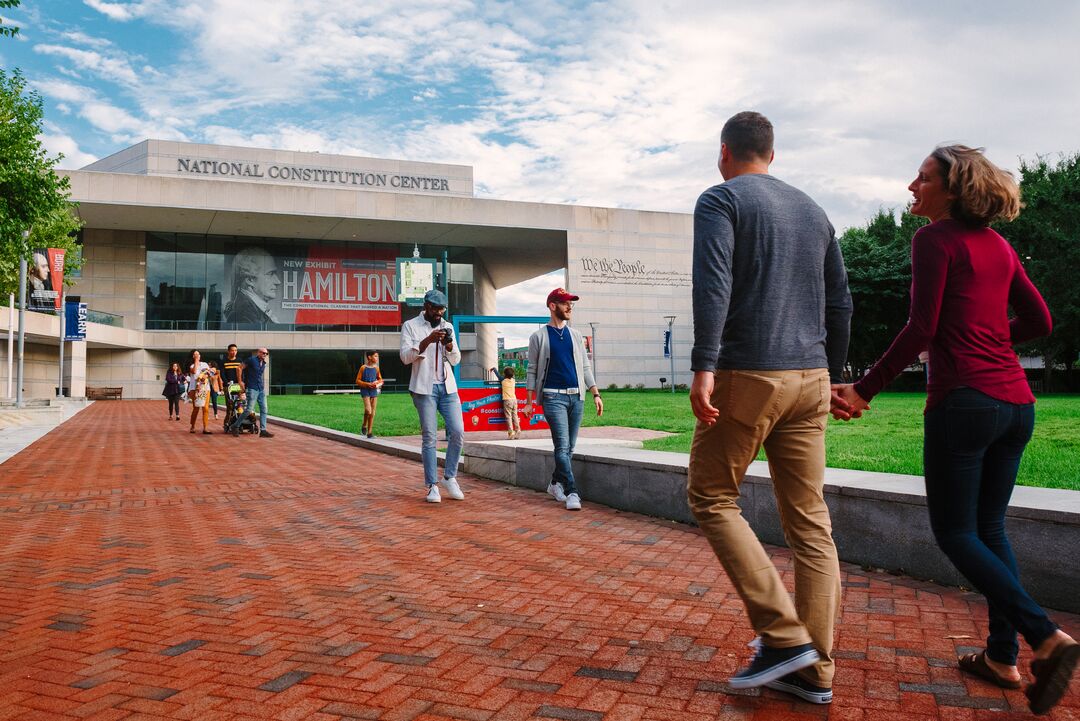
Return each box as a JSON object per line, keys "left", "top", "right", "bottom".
{"left": 64, "top": 302, "right": 87, "bottom": 341}
{"left": 663, "top": 330, "right": 671, "bottom": 358}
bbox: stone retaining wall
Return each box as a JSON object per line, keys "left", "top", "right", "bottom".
{"left": 268, "top": 415, "right": 1080, "bottom": 613}
{"left": 463, "top": 440, "right": 1080, "bottom": 614}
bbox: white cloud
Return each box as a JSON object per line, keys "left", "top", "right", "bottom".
{"left": 35, "top": 44, "right": 140, "bottom": 85}
{"left": 495, "top": 270, "right": 565, "bottom": 348}
{"left": 33, "top": 79, "right": 96, "bottom": 104}
{"left": 40, "top": 125, "right": 98, "bottom": 168}
{"left": 83, "top": 0, "right": 161, "bottom": 22}
{"left": 20, "top": 0, "right": 1080, "bottom": 234}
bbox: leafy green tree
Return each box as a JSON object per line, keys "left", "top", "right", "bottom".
{"left": 838, "top": 209, "right": 927, "bottom": 377}
{"left": 0, "top": 68, "right": 84, "bottom": 298}
{"left": 0, "top": 0, "right": 19, "bottom": 39}
{"left": 998, "top": 153, "right": 1080, "bottom": 391}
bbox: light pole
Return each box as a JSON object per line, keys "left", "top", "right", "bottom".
{"left": 16, "top": 230, "right": 29, "bottom": 408}
{"left": 588, "top": 321, "right": 598, "bottom": 376}
{"left": 664, "top": 315, "right": 676, "bottom": 393}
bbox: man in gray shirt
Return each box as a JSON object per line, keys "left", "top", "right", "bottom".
{"left": 688, "top": 111, "right": 853, "bottom": 704}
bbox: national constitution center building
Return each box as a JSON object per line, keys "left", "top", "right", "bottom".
{"left": 2, "top": 140, "right": 693, "bottom": 398}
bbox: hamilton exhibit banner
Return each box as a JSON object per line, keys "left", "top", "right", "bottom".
{"left": 221, "top": 245, "right": 400, "bottom": 326}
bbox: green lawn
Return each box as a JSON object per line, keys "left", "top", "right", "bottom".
{"left": 269, "top": 391, "right": 1080, "bottom": 491}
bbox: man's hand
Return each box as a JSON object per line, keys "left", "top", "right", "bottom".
{"left": 832, "top": 384, "right": 869, "bottom": 421}
{"left": 523, "top": 400, "right": 535, "bottom": 417}
{"left": 419, "top": 328, "right": 444, "bottom": 352}
{"left": 830, "top": 385, "right": 854, "bottom": 421}
{"left": 690, "top": 370, "right": 719, "bottom": 425}
{"left": 593, "top": 394, "right": 604, "bottom": 417}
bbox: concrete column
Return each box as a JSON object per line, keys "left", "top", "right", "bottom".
{"left": 68, "top": 341, "right": 87, "bottom": 398}
{"left": 474, "top": 262, "right": 498, "bottom": 380}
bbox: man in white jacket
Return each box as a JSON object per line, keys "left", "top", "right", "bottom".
{"left": 399, "top": 289, "right": 465, "bottom": 503}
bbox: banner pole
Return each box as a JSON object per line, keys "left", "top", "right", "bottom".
{"left": 58, "top": 292, "right": 66, "bottom": 398}
{"left": 6, "top": 293, "right": 12, "bottom": 399}
{"left": 17, "top": 256, "right": 27, "bottom": 408}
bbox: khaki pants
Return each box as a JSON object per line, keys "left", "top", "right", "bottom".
{"left": 688, "top": 369, "right": 840, "bottom": 687}
{"left": 502, "top": 399, "right": 520, "bottom": 436}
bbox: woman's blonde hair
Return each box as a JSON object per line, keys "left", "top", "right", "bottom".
{"left": 930, "top": 145, "right": 1021, "bottom": 226}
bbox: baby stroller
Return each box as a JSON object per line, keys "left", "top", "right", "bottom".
{"left": 223, "top": 382, "right": 259, "bottom": 436}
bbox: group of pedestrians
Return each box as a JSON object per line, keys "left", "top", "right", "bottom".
{"left": 161, "top": 344, "right": 273, "bottom": 438}
{"left": 392, "top": 112, "right": 1076, "bottom": 714}
{"left": 398, "top": 288, "right": 602, "bottom": 510}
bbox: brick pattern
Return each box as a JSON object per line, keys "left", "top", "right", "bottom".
{"left": 0, "top": 400, "right": 1076, "bottom": 720}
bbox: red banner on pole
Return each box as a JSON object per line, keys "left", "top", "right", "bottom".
{"left": 27, "top": 248, "right": 65, "bottom": 312}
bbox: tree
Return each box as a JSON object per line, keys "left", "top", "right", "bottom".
{"left": 998, "top": 153, "right": 1080, "bottom": 391}
{"left": 0, "top": 68, "right": 84, "bottom": 298}
{"left": 0, "top": 0, "right": 19, "bottom": 39}
{"left": 838, "top": 208, "right": 927, "bottom": 377}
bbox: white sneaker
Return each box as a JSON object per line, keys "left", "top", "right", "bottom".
{"left": 546, "top": 482, "right": 567, "bottom": 502}
{"left": 426, "top": 485, "right": 441, "bottom": 503}
{"left": 442, "top": 477, "right": 464, "bottom": 500}
{"left": 565, "top": 493, "right": 581, "bottom": 510}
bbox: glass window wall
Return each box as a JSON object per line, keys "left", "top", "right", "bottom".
{"left": 145, "top": 233, "right": 476, "bottom": 331}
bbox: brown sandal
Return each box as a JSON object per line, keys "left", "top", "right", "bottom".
{"left": 1027, "top": 641, "right": 1080, "bottom": 715}
{"left": 958, "top": 651, "right": 1022, "bottom": 689}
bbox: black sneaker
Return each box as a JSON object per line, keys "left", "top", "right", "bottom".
{"left": 728, "top": 643, "right": 820, "bottom": 689}
{"left": 260, "top": 430, "right": 274, "bottom": 438}
{"left": 765, "top": 672, "right": 833, "bottom": 704}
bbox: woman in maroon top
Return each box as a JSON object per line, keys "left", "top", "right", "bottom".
{"left": 837, "top": 145, "right": 1076, "bottom": 713}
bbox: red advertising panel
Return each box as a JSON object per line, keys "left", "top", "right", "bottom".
{"left": 459, "top": 386, "right": 549, "bottom": 433}
{"left": 280, "top": 246, "right": 400, "bottom": 325}
{"left": 26, "top": 247, "right": 65, "bottom": 312}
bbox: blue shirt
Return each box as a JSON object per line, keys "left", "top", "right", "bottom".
{"left": 243, "top": 356, "right": 266, "bottom": 391}
{"left": 544, "top": 326, "right": 577, "bottom": 389}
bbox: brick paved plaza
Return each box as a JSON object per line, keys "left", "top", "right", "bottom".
{"left": 1, "top": 401, "right": 1076, "bottom": 720}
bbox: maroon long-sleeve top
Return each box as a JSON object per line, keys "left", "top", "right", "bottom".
{"left": 854, "top": 219, "right": 1051, "bottom": 411}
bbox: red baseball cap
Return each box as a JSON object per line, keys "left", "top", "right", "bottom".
{"left": 546, "top": 287, "right": 580, "bottom": 305}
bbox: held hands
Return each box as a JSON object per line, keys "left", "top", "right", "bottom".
{"left": 830, "top": 384, "right": 870, "bottom": 421}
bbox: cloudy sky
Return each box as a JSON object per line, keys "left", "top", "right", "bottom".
{"left": 3, "top": 0, "right": 1078, "bottom": 334}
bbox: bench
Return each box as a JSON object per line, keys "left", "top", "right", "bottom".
{"left": 313, "top": 389, "right": 363, "bottom": 395}
{"left": 87, "top": 386, "right": 123, "bottom": 400}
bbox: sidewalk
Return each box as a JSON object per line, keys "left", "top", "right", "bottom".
{"left": 0, "top": 399, "right": 92, "bottom": 465}
{"left": 1, "top": 400, "right": 1076, "bottom": 720}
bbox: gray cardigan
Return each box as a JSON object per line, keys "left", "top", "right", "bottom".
{"left": 526, "top": 324, "right": 597, "bottom": 401}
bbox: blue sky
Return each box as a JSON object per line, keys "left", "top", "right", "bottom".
{"left": 3, "top": 0, "right": 1079, "bottom": 333}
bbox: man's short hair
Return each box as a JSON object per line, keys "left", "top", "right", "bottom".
{"left": 227, "top": 343, "right": 237, "bottom": 350}
{"left": 721, "top": 111, "right": 774, "bottom": 162}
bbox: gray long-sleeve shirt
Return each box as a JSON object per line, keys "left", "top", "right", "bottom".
{"left": 691, "top": 173, "right": 852, "bottom": 381}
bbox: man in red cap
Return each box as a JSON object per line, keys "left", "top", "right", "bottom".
{"left": 523, "top": 288, "right": 603, "bottom": 510}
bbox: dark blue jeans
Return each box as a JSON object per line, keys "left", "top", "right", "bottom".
{"left": 924, "top": 388, "right": 1057, "bottom": 665}
{"left": 543, "top": 392, "right": 583, "bottom": 495}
